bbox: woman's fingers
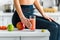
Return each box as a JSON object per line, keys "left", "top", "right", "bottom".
{"left": 26, "top": 19, "right": 32, "bottom": 28}
{"left": 48, "top": 17, "right": 55, "bottom": 22}
{"left": 50, "top": 17, "right": 55, "bottom": 21}
{"left": 21, "top": 17, "right": 32, "bottom": 29}
{"left": 23, "top": 19, "right": 32, "bottom": 28}
{"left": 48, "top": 18, "right": 52, "bottom": 22}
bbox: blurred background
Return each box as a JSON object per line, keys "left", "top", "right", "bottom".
{"left": 0, "top": 0, "right": 60, "bottom": 26}
{"left": 0, "top": 0, "right": 13, "bottom": 12}
{"left": 0, "top": 0, "right": 60, "bottom": 12}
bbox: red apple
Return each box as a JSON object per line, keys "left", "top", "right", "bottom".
{"left": 16, "top": 22, "right": 25, "bottom": 30}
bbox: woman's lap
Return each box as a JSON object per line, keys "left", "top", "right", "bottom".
{"left": 36, "top": 16, "right": 58, "bottom": 29}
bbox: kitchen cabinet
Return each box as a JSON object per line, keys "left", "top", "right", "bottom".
{"left": 0, "top": 12, "right": 13, "bottom": 26}
{"left": 21, "top": 36, "right": 49, "bottom": 40}
{"left": 0, "top": 16, "right": 2, "bottom": 26}
{"left": 0, "top": 29, "right": 50, "bottom": 40}
{"left": 20, "top": 29, "right": 50, "bottom": 40}
{"left": 2, "top": 16, "right": 8, "bottom": 26}
{"left": 0, "top": 37, "right": 20, "bottom": 40}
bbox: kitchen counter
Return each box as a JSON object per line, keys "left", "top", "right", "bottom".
{"left": 0, "top": 28, "right": 50, "bottom": 37}
{"left": 34, "top": 11, "right": 60, "bottom": 16}
{"left": 0, "top": 28, "right": 50, "bottom": 40}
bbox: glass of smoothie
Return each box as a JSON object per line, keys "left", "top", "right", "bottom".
{"left": 29, "top": 15, "right": 36, "bottom": 31}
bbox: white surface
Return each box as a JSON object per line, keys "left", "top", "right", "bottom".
{"left": 0, "top": 28, "right": 50, "bottom": 37}
{"left": 0, "top": 29, "right": 50, "bottom": 40}
{"left": 0, "top": 37, "right": 20, "bottom": 40}
{"left": 21, "top": 36, "right": 49, "bottom": 40}
{"left": 0, "top": 0, "right": 13, "bottom": 5}
{"left": 43, "top": 0, "right": 56, "bottom": 8}
{"left": 34, "top": 11, "right": 60, "bottom": 16}
{"left": 0, "top": 12, "right": 13, "bottom": 26}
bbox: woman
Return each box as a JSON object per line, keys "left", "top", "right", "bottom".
{"left": 12, "top": 0, "right": 60, "bottom": 40}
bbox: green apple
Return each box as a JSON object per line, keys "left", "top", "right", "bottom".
{"left": 7, "top": 24, "right": 14, "bottom": 31}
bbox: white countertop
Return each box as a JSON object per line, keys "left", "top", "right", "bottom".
{"left": 0, "top": 28, "right": 50, "bottom": 37}
{"left": 34, "top": 11, "right": 60, "bottom": 17}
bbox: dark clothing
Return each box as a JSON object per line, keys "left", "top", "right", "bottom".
{"left": 12, "top": 5, "right": 60, "bottom": 40}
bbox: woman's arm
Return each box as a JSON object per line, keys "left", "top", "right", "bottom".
{"left": 34, "top": 0, "right": 44, "bottom": 16}
{"left": 14, "top": 0, "right": 25, "bottom": 19}
{"left": 34, "top": 0, "right": 54, "bottom": 21}
{"left": 14, "top": 0, "right": 32, "bottom": 28}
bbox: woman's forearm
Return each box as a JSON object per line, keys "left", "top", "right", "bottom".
{"left": 14, "top": 0, "right": 25, "bottom": 19}
{"left": 34, "top": 0, "right": 45, "bottom": 16}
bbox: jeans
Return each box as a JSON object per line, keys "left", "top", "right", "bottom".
{"left": 12, "top": 5, "right": 60, "bottom": 40}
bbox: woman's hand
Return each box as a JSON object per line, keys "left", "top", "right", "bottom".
{"left": 43, "top": 14, "right": 55, "bottom": 22}
{"left": 20, "top": 17, "right": 32, "bottom": 28}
